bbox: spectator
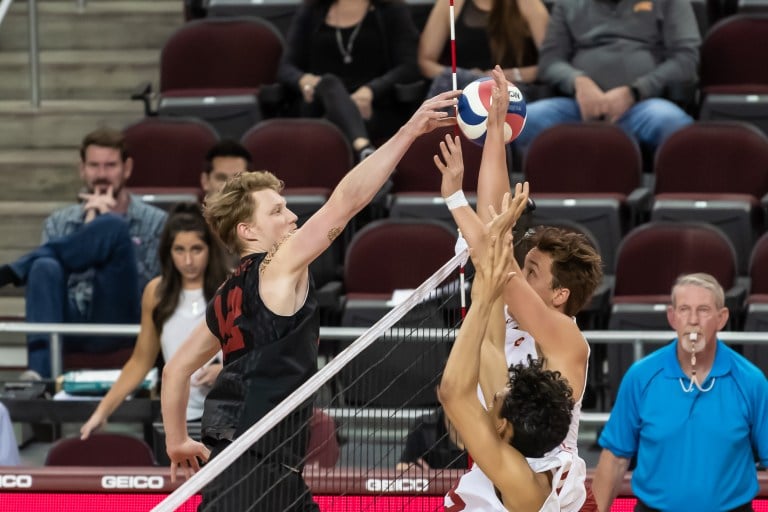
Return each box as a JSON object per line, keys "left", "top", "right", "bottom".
{"left": 396, "top": 407, "right": 468, "bottom": 472}
{"left": 277, "top": 0, "right": 421, "bottom": 159}
{"left": 200, "top": 140, "right": 252, "bottom": 199}
{"left": 0, "top": 128, "right": 167, "bottom": 378}
{"left": 0, "top": 403, "right": 20, "bottom": 466}
{"left": 80, "top": 204, "right": 230, "bottom": 439}
{"left": 419, "top": 0, "right": 549, "bottom": 98}
{"left": 515, "top": 0, "right": 700, "bottom": 151}
{"left": 592, "top": 273, "right": 768, "bottom": 512}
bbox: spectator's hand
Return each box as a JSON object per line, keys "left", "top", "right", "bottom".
{"left": 404, "top": 89, "right": 460, "bottom": 138}
{"left": 168, "top": 437, "right": 211, "bottom": 483}
{"left": 434, "top": 134, "right": 465, "bottom": 198}
{"left": 603, "top": 86, "right": 635, "bottom": 123}
{"left": 299, "top": 73, "right": 321, "bottom": 103}
{"left": 191, "top": 362, "right": 222, "bottom": 388}
{"left": 79, "top": 185, "right": 116, "bottom": 222}
{"left": 80, "top": 411, "right": 106, "bottom": 440}
{"left": 351, "top": 86, "right": 373, "bottom": 120}
{"left": 574, "top": 76, "right": 606, "bottom": 121}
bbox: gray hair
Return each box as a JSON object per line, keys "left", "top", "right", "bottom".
{"left": 671, "top": 273, "right": 725, "bottom": 309}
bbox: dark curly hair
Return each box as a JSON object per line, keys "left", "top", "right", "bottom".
{"left": 500, "top": 357, "right": 574, "bottom": 458}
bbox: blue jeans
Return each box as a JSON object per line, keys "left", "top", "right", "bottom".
{"left": 10, "top": 214, "right": 141, "bottom": 377}
{"left": 514, "top": 97, "right": 693, "bottom": 150}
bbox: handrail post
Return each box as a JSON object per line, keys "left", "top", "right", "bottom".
{"left": 27, "top": 0, "right": 41, "bottom": 108}
{"left": 632, "top": 338, "right": 644, "bottom": 361}
{"left": 50, "top": 332, "right": 62, "bottom": 378}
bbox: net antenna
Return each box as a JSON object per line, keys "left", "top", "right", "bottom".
{"left": 151, "top": 249, "right": 468, "bottom": 512}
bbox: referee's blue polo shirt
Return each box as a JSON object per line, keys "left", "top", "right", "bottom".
{"left": 599, "top": 340, "right": 768, "bottom": 512}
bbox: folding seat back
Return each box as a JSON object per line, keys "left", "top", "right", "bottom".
{"left": 45, "top": 433, "right": 156, "bottom": 466}
{"left": 699, "top": 15, "right": 768, "bottom": 136}
{"left": 651, "top": 121, "right": 768, "bottom": 274}
{"left": 123, "top": 116, "right": 219, "bottom": 193}
{"left": 389, "top": 127, "right": 485, "bottom": 224}
{"left": 339, "top": 219, "right": 458, "bottom": 407}
{"left": 523, "top": 122, "right": 646, "bottom": 273}
{"left": 743, "top": 232, "right": 768, "bottom": 368}
{"left": 157, "top": 17, "right": 285, "bottom": 139}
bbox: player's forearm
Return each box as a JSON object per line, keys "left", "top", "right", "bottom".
{"left": 95, "top": 357, "right": 153, "bottom": 419}
{"left": 161, "top": 365, "right": 192, "bottom": 446}
{"left": 328, "top": 126, "right": 416, "bottom": 218}
{"left": 592, "top": 449, "right": 630, "bottom": 512}
{"left": 440, "top": 300, "right": 493, "bottom": 399}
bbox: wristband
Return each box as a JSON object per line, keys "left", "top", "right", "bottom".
{"left": 512, "top": 67, "right": 523, "bottom": 83}
{"left": 444, "top": 190, "right": 469, "bottom": 210}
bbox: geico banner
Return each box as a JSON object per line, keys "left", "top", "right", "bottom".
{"left": 101, "top": 475, "right": 165, "bottom": 490}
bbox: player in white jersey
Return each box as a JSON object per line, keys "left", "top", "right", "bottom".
{"left": 440, "top": 194, "right": 576, "bottom": 512}
{"left": 434, "top": 66, "right": 602, "bottom": 511}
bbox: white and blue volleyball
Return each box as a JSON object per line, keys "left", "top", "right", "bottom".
{"left": 456, "top": 77, "right": 527, "bottom": 146}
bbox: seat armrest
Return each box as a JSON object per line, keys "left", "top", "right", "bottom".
{"left": 131, "top": 81, "right": 156, "bottom": 117}
{"left": 626, "top": 186, "right": 652, "bottom": 224}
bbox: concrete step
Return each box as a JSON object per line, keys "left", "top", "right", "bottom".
{"left": 0, "top": 100, "right": 144, "bottom": 149}
{"left": 0, "top": 50, "right": 160, "bottom": 100}
{"left": 0, "top": 201, "right": 69, "bottom": 252}
{"left": 0, "top": 50, "right": 159, "bottom": 101}
{"left": 0, "top": 149, "right": 81, "bottom": 201}
{"left": 0, "top": 1, "right": 183, "bottom": 51}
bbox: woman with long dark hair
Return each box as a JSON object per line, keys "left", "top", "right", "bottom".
{"left": 81, "top": 203, "right": 230, "bottom": 438}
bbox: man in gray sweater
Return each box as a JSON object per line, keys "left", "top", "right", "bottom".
{"left": 515, "top": 0, "right": 700, "bottom": 150}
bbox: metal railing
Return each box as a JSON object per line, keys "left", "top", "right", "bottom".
{"left": 0, "top": 0, "right": 40, "bottom": 107}
{"left": 1, "top": 321, "right": 767, "bottom": 379}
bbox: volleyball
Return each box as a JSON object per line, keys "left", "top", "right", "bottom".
{"left": 456, "top": 77, "right": 527, "bottom": 145}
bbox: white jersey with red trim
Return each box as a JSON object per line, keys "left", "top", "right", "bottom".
{"left": 445, "top": 451, "right": 580, "bottom": 512}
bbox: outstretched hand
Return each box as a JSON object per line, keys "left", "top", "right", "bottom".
{"left": 404, "top": 89, "right": 461, "bottom": 138}
{"left": 487, "top": 182, "right": 530, "bottom": 242}
{"left": 487, "top": 66, "right": 510, "bottom": 132}
{"left": 434, "top": 134, "right": 464, "bottom": 198}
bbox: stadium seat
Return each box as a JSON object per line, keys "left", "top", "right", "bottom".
{"left": 123, "top": 116, "right": 219, "bottom": 206}
{"left": 523, "top": 122, "right": 649, "bottom": 274}
{"left": 338, "top": 219, "right": 459, "bottom": 407}
{"left": 388, "top": 126, "right": 485, "bottom": 226}
{"left": 133, "top": 17, "right": 284, "bottom": 139}
{"left": 650, "top": 121, "right": 768, "bottom": 274}
{"left": 606, "top": 221, "right": 744, "bottom": 405}
{"left": 45, "top": 433, "right": 155, "bottom": 466}
{"left": 743, "top": 232, "right": 768, "bottom": 369}
{"left": 698, "top": 15, "right": 768, "bottom": 137}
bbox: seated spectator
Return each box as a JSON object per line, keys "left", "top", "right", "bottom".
{"left": 0, "top": 403, "right": 20, "bottom": 466}
{"left": 80, "top": 204, "right": 230, "bottom": 438}
{"left": 0, "top": 128, "right": 168, "bottom": 378}
{"left": 396, "top": 407, "right": 468, "bottom": 472}
{"left": 200, "top": 140, "right": 252, "bottom": 200}
{"left": 515, "top": 0, "right": 700, "bottom": 151}
{"left": 277, "top": 0, "right": 421, "bottom": 159}
{"left": 419, "top": 0, "right": 549, "bottom": 98}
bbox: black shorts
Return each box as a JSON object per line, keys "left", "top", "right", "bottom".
{"left": 199, "top": 440, "right": 320, "bottom": 512}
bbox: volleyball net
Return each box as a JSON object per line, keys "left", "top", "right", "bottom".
{"left": 152, "top": 250, "right": 470, "bottom": 512}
